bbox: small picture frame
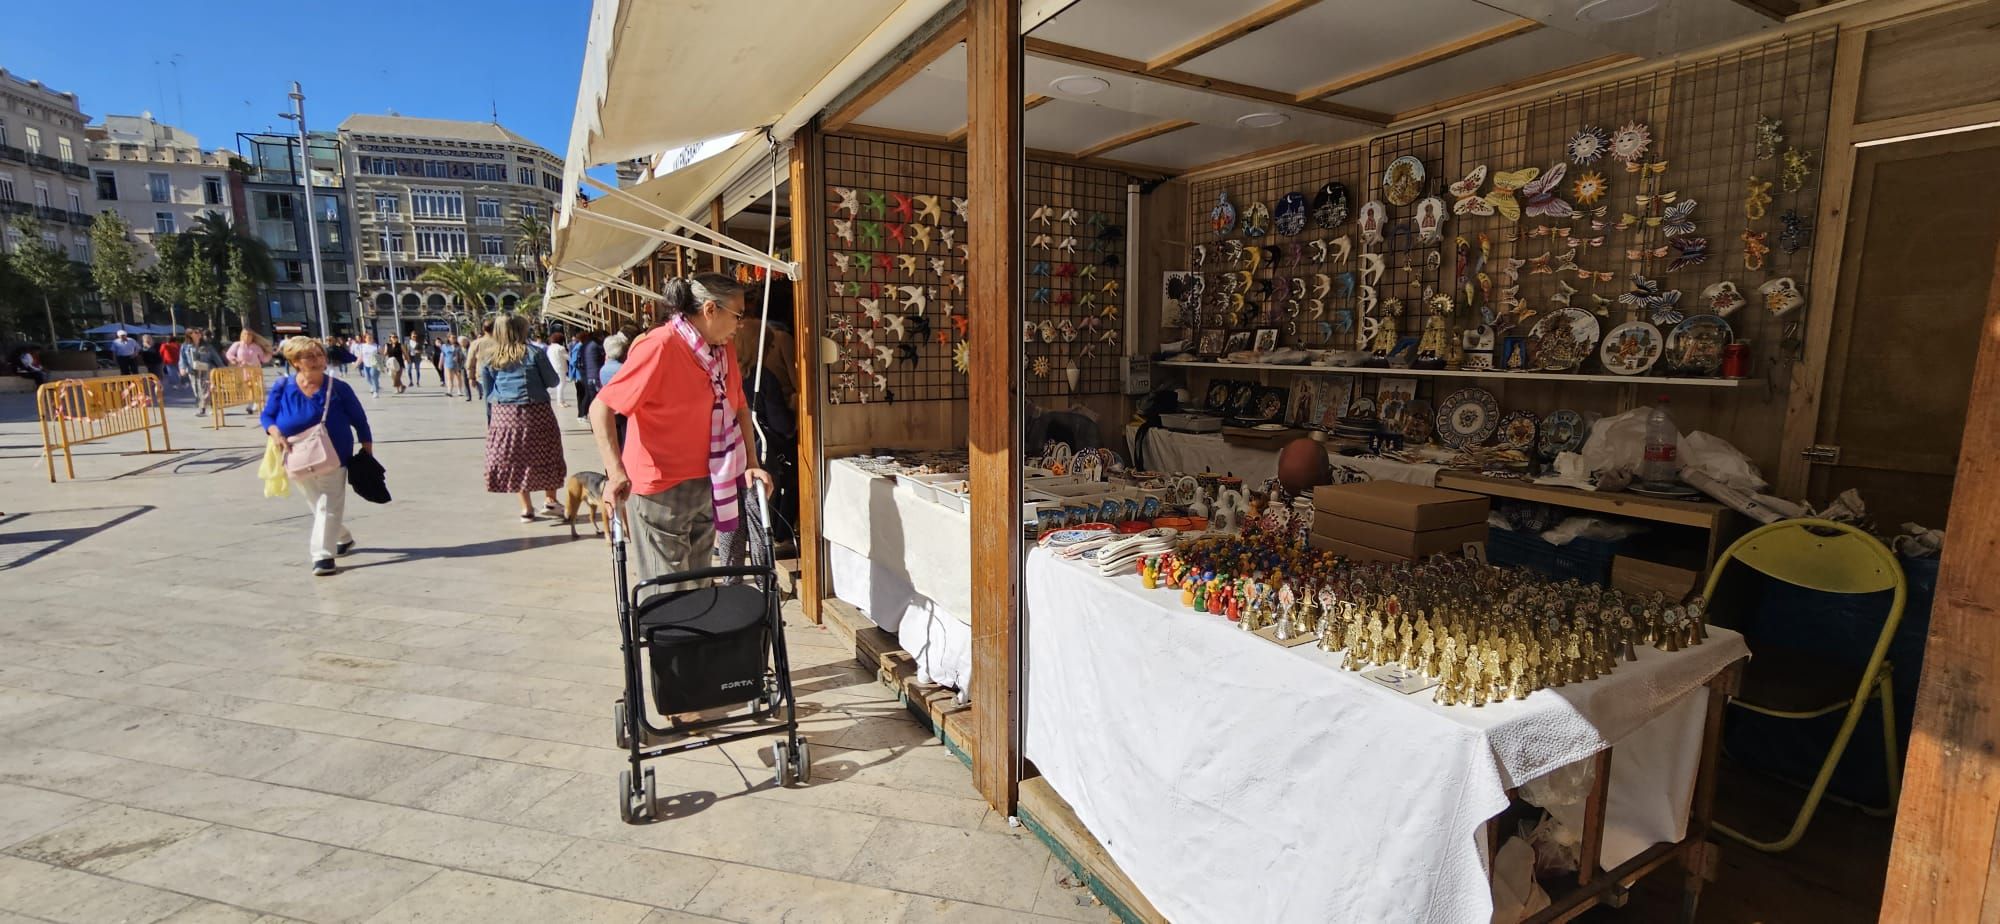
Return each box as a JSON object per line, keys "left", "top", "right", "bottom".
{"left": 1224, "top": 331, "right": 1252, "bottom": 354}
{"left": 1197, "top": 328, "right": 1226, "bottom": 356}
{"left": 1253, "top": 327, "right": 1280, "bottom": 352}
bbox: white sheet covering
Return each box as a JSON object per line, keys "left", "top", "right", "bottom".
{"left": 827, "top": 543, "right": 972, "bottom": 690}
{"left": 1023, "top": 548, "right": 1745, "bottom": 923}
{"left": 821, "top": 459, "right": 973, "bottom": 625}
{"left": 1130, "top": 427, "right": 1442, "bottom": 487}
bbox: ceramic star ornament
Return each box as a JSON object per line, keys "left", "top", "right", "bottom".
{"left": 1610, "top": 122, "right": 1652, "bottom": 164}
{"left": 952, "top": 340, "right": 971, "bottom": 374}
{"left": 1571, "top": 170, "right": 1607, "bottom": 207}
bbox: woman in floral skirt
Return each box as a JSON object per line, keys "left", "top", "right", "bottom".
{"left": 480, "top": 313, "right": 567, "bottom": 521}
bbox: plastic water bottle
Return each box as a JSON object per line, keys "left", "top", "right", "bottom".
{"left": 1641, "top": 396, "right": 1679, "bottom": 484}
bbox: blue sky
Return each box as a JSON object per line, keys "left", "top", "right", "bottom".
{"left": 0, "top": 0, "right": 589, "bottom": 157}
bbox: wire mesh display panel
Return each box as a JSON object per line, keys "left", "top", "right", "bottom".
{"left": 1184, "top": 143, "right": 1371, "bottom": 350}
{"left": 1367, "top": 123, "right": 1448, "bottom": 354}
{"left": 1455, "top": 29, "right": 1835, "bottom": 374}
{"left": 822, "top": 134, "right": 970, "bottom": 404}
{"left": 1024, "top": 160, "right": 1128, "bottom": 397}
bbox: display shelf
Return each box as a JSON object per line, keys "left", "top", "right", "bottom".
{"left": 1157, "top": 359, "right": 1744, "bottom": 388}
{"left": 1435, "top": 472, "right": 1725, "bottom": 530}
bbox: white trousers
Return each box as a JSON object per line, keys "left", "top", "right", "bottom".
{"left": 294, "top": 466, "right": 353, "bottom": 562}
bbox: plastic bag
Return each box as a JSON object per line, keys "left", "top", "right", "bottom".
{"left": 1541, "top": 516, "right": 1646, "bottom": 547}
{"left": 258, "top": 438, "right": 290, "bottom": 498}
{"left": 1682, "top": 430, "right": 1766, "bottom": 492}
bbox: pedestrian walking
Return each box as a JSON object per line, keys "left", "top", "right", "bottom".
{"left": 427, "top": 337, "right": 444, "bottom": 385}
{"left": 139, "top": 334, "right": 166, "bottom": 384}
{"left": 262, "top": 336, "right": 372, "bottom": 576}
{"left": 182, "top": 329, "right": 227, "bottom": 417}
{"left": 110, "top": 330, "right": 140, "bottom": 375}
{"left": 457, "top": 334, "right": 477, "bottom": 402}
{"left": 590, "top": 274, "right": 771, "bottom": 591}
{"left": 600, "top": 327, "right": 632, "bottom": 386}
{"left": 326, "top": 337, "right": 356, "bottom": 376}
{"left": 440, "top": 336, "right": 464, "bottom": 397}
{"left": 467, "top": 320, "right": 494, "bottom": 402}
{"left": 481, "top": 314, "right": 567, "bottom": 521}
{"left": 11, "top": 345, "right": 47, "bottom": 388}
{"left": 544, "top": 332, "right": 571, "bottom": 409}
{"left": 228, "top": 329, "right": 272, "bottom": 413}
{"left": 407, "top": 336, "right": 425, "bottom": 387}
{"left": 354, "top": 333, "right": 382, "bottom": 397}
{"left": 575, "top": 330, "right": 605, "bottom": 418}
{"left": 384, "top": 336, "right": 407, "bottom": 394}
{"left": 158, "top": 336, "right": 182, "bottom": 390}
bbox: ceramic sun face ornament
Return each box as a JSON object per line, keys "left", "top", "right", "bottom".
{"left": 1702, "top": 281, "right": 1746, "bottom": 317}
{"left": 1760, "top": 277, "right": 1804, "bottom": 317}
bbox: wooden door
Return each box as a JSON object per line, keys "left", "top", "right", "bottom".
{"left": 1808, "top": 128, "right": 2000, "bottom": 527}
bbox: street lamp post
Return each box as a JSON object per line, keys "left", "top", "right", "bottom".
{"left": 279, "top": 82, "right": 330, "bottom": 339}
{"left": 381, "top": 213, "right": 405, "bottom": 340}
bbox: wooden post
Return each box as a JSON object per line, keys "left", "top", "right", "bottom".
{"left": 1881, "top": 239, "right": 2000, "bottom": 921}
{"left": 967, "top": 0, "right": 1024, "bottom": 813}
{"left": 790, "top": 124, "right": 826, "bottom": 625}
{"left": 710, "top": 198, "right": 727, "bottom": 273}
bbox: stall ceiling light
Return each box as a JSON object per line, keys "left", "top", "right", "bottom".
{"left": 1574, "top": 0, "right": 1662, "bottom": 22}
{"left": 1236, "top": 112, "right": 1291, "bottom": 129}
{"left": 1050, "top": 75, "right": 1109, "bottom": 96}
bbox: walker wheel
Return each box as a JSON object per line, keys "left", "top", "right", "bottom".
{"left": 617, "top": 768, "right": 655, "bottom": 824}
{"left": 772, "top": 740, "right": 793, "bottom": 787}
{"left": 791, "top": 738, "right": 812, "bottom": 785}
{"left": 614, "top": 699, "right": 630, "bottom": 750}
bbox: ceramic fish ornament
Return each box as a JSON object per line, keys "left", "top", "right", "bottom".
{"left": 835, "top": 187, "right": 860, "bottom": 216}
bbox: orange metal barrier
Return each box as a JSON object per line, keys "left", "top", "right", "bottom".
{"left": 36, "top": 374, "right": 173, "bottom": 481}
{"left": 208, "top": 365, "right": 267, "bottom": 429}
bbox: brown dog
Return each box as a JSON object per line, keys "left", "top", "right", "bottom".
{"left": 564, "top": 471, "right": 609, "bottom": 540}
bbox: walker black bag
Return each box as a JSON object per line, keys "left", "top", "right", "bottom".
{"left": 637, "top": 583, "right": 770, "bottom": 713}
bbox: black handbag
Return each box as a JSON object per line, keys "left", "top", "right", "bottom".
{"left": 347, "top": 449, "right": 392, "bottom": 504}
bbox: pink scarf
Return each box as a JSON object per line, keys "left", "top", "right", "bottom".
{"left": 669, "top": 316, "right": 748, "bottom": 532}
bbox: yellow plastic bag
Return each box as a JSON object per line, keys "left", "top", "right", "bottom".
{"left": 259, "top": 437, "right": 290, "bottom": 498}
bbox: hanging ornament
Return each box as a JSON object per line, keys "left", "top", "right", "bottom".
{"left": 1741, "top": 230, "right": 1770, "bottom": 271}
{"left": 952, "top": 340, "right": 971, "bottom": 374}
{"left": 1568, "top": 126, "right": 1612, "bottom": 165}
{"left": 1759, "top": 277, "right": 1805, "bottom": 317}
{"left": 1571, "top": 170, "right": 1608, "bottom": 206}
{"left": 1610, "top": 122, "right": 1652, "bottom": 164}
{"left": 1779, "top": 209, "right": 1813, "bottom": 255}
{"left": 1780, "top": 147, "right": 1813, "bottom": 193}
{"left": 1754, "top": 115, "right": 1784, "bottom": 162}
{"left": 1744, "top": 177, "right": 1773, "bottom": 221}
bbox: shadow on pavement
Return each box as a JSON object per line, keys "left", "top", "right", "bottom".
{"left": 0, "top": 505, "right": 153, "bottom": 571}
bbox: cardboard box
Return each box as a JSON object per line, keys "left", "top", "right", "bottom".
{"left": 1612, "top": 555, "right": 1700, "bottom": 599}
{"left": 1313, "top": 513, "right": 1489, "bottom": 560}
{"left": 1312, "top": 481, "right": 1489, "bottom": 531}
{"left": 1308, "top": 532, "right": 1409, "bottom": 563}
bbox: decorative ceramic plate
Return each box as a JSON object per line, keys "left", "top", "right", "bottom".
{"left": 1227, "top": 383, "right": 1260, "bottom": 417}
{"left": 1274, "top": 192, "right": 1309, "bottom": 236}
{"left": 1253, "top": 422, "right": 1288, "bottom": 431}
{"left": 1043, "top": 527, "right": 1114, "bottom": 548}
{"left": 1402, "top": 399, "right": 1434, "bottom": 445}
{"left": 1254, "top": 387, "right": 1287, "bottom": 421}
{"left": 1539, "top": 409, "right": 1586, "bottom": 457}
{"left": 1241, "top": 201, "right": 1272, "bottom": 238}
{"left": 1210, "top": 192, "right": 1236, "bottom": 234}
{"left": 1665, "top": 314, "right": 1733, "bottom": 376}
{"left": 1348, "top": 396, "right": 1377, "bottom": 418}
{"left": 1496, "top": 410, "right": 1539, "bottom": 452}
{"left": 1383, "top": 155, "right": 1426, "bottom": 206}
{"left": 1205, "top": 381, "right": 1233, "bottom": 409}
{"left": 1436, "top": 387, "right": 1501, "bottom": 448}
{"left": 1600, "top": 319, "right": 1664, "bottom": 375}
{"left": 1630, "top": 482, "right": 1703, "bottom": 499}
{"left": 1312, "top": 182, "right": 1350, "bottom": 229}
{"left": 1528, "top": 307, "right": 1601, "bottom": 372}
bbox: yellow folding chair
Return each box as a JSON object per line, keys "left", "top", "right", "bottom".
{"left": 1703, "top": 517, "right": 1906, "bottom": 852}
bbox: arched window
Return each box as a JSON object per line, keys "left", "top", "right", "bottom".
{"left": 426, "top": 293, "right": 446, "bottom": 314}
{"left": 482, "top": 294, "right": 496, "bottom": 311}
{"left": 374, "top": 293, "right": 392, "bottom": 312}
{"left": 502, "top": 294, "right": 519, "bottom": 311}
{"left": 401, "top": 292, "right": 420, "bottom": 313}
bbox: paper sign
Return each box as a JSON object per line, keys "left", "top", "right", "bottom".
{"left": 1362, "top": 665, "right": 1441, "bottom": 695}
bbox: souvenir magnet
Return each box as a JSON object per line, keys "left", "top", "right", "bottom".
{"left": 1759, "top": 277, "right": 1804, "bottom": 317}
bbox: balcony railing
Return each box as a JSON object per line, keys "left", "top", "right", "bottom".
{"left": 0, "top": 200, "right": 31, "bottom": 215}
{"left": 69, "top": 210, "right": 93, "bottom": 225}
{"left": 473, "top": 215, "right": 505, "bottom": 227}
{"left": 60, "top": 162, "right": 90, "bottom": 179}
{"left": 35, "top": 205, "right": 69, "bottom": 223}
{"left": 0, "top": 145, "right": 24, "bottom": 163}
{"left": 29, "top": 152, "right": 62, "bottom": 171}
{"left": 476, "top": 253, "right": 506, "bottom": 266}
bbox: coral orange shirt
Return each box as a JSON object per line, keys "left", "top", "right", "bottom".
{"left": 595, "top": 330, "right": 745, "bottom": 495}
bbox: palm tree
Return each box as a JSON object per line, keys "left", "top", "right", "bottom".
{"left": 186, "top": 212, "right": 274, "bottom": 286}
{"left": 417, "top": 257, "right": 514, "bottom": 323}
{"left": 514, "top": 211, "right": 550, "bottom": 283}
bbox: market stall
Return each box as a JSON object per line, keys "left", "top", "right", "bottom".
{"left": 821, "top": 454, "right": 975, "bottom": 688}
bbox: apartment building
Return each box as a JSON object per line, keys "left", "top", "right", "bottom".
{"left": 0, "top": 68, "right": 94, "bottom": 266}
{"left": 86, "top": 114, "right": 235, "bottom": 264}
{"left": 235, "top": 130, "right": 357, "bottom": 335}
{"left": 337, "top": 114, "right": 562, "bottom": 338}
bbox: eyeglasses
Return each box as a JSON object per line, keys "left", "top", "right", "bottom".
{"left": 711, "top": 302, "right": 746, "bottom": 323}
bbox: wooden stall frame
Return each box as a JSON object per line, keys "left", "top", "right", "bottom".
{"left": 790, "top": 123, "right": 828, "bottom": 624}
{"left": 36, "top": 374, "right": 174, "bottom": 482}
{"left": 967, "top": 0, "right": 1025, "bottom": 814}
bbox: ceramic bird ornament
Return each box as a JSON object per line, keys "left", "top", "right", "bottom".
{"left": 835, "top": 187, "right": 860, "bottom": 216}
{"left": 913, "top": 194, "right": 942, "bottom": 224}
{"left": 1058, "top": 236, "right": 1079, "bottom": 255}
{"left": 1031, "top": 204, "right": 1053, "bottom": 225}
{"left": 896, "top": 254, "right": 919, "bottom": 276}
{"left": 952, "top": 197, "right": 970, "bottom": 222}
{"left": 872, "top": 344, "right": 895, "bottom": 368}
{"left": 930, "top": 257, "right": 947, "bottom": 278}
{"left": 1330, "top": 235, "right": 1351, "bottom": 265}
{"left": 909, "top": 224, "right": 933, "bottom": 252}
{"left": 885, "top": 315, "right": 909, "bottom": 340}
{"left": 1032, "top": 233, "right": 1052, "bottom": 251}
{"left": 898, "top": 285, "right": 929, "bottom": 315}
{"left": 1360, "top": 252, "right": 1385, "bottom": 287}
{"left": 862, "top": 191, "right": 887, "bottom": 218}
{"left": 939, "top": 227, "right": 956, "bottom": 251}
{"left": 833, "top": 219, "right": 854, "bottom": 243}
{"left": 860, "top": 299, "right": 885, "bottom": 324}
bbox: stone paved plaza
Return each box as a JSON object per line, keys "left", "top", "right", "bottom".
{"left": 0, "top": 373, "right": 1105, "bottom": 923}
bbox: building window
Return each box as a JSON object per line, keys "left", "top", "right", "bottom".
{"left": 517, "top": 166, "right": 535, "bottom": 185}
{"left": 148, "top": 173, "right": 170, "bottom": 202}
{"left": 155, "top": 212, "right": 176, "bottom": 234}
{"left": 25, "top": 126, "right": 41, "bottom": 155}
{"left": 0, "top": 118, "right": 8, "bottom": 147}
{"left": 424, "top": 161, "right": 448, "bottom": 179}
{"left": 66, "top": 188, "right": 81, "bottom": 212}
{"left": 202, "top": 176, "right": 223, "bottom": 205}
{"left": 542, "top": 171, "right": 560, "bottom": 192}
{"left": 71, "top": 238, "right": 89, "bottom": 261}
{"left": 58, "top": 137, "right": 74, "bottom": 163}
{"left": 315, "top": 193, "right": 339, "bottom": 222}
{"left": 480, "top": 235, "right": 504, "bottom": 255}
{"left": 94, "top": 170, "right": 117, "bottom": 200}
{"left": 41, "top": 231, "right": 58, "bottom": 249}
{"left": 410, "top": 189, "right": 463, "bottom": 219}
{"left": 257, "top": 192, "right": 294, "bottom": 220}
{"left": 377, "top": 230, "right": 405, "bottom": 254}
{"left": 0, "top": 173, "right": 14, "bottom": 202}
{"left": 414, "top": 226, "right": 467, "bottom": 257}
{"left": 475, "top": 197, "right": 502, "bottom": 224}
{"left": 35, "top": 182, "right": 51, "bottom": 208}
{"left": 374, "top": 193, "right": 399, "bottom": 214}
{"left": 519, "top": 202, "right": 539, "bottom": 220}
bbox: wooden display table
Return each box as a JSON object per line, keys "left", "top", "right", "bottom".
{"left": 1436, "top": 473, "right": 1743, "bottom": 565}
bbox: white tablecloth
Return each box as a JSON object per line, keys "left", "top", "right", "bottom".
{"left": 821, "top": 459, "right": 972, "bottom": 624}
{"left": 1130, "top": 426, "right": 1443, "bottom": 487}
{"left": 828, "top": 543, "right": 972, "bottom": 690}
{"left": 1023, "top": 548, "right": 1746, "bottom": 923}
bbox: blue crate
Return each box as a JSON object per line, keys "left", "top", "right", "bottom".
{"left": 1486, "top": 527, "right": 1556, "bottom": 577}
{"left": 1489, "top": 529, "right": 1623, "bottom": 586}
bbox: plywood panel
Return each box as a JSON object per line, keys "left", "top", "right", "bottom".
{"left": 1175, "top": 0, "right": 1523, "bottom": 97}
{"left": 1855, "top": 2, "right": 2000, "bottom": 125}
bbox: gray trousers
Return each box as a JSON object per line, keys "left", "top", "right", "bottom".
{"left": 628, "top": 478, "right": 715, "bottom": 601}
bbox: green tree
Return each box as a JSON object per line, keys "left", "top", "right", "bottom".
{"left": 183, "top": 241, "right": 223, "bottom": 329}
{"left": 185, "top": 212, "right": 274, "bottom": 287}
{"left": 224, "top": 247, "right": 260, "bottom": 335}
{"left": 417, "top": 257, "right": 514, "bottom": 323}
{"left": 149, "top": 233, "right": 189, "bottom": 318}
{"left": 88, "top": 212, "right": 145, "bottom": 326}
{"left": 9, "top": 216, "right": 79, "bottom": 346}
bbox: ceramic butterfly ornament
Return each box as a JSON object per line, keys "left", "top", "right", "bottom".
{"left": 1485, "top": 167, "right": 1540, "bottom": 222}
{"left": 1451, "top": 166, "right": 1491, "bottom": 216}
{"left": 1667, "top": 236, "right": 1709, "bottom": 272}
{"left": 1568, "top": 126, "right": 1612, "bottom": 165}
{"left": 1760, "top": 277, "right": 1805, "bottom": 317}
{"left": 1702, "top": 281, "right": 1745, "bottom": 316}
{"left": 1520, "top": 163, "right": 1573, "bottom": 219}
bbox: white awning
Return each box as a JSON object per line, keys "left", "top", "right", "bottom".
{"left": 551, "top": 135, "right": 769, "bottom": 280}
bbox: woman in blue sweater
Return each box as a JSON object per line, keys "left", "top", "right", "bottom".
{"left": 262, "top": 337, "right": 373, "bottom": 576}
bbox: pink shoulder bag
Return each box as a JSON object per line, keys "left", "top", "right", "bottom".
{"left": 283, "top": 381, "right": 341, "bottom": 477}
